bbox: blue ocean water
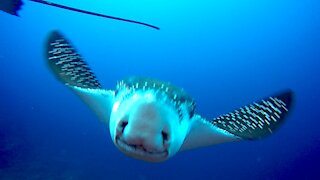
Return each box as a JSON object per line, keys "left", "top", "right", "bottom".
{"left": 0, "top": 0, "right": 319, "bottom": 179}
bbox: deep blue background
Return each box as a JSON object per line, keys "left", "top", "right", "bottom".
{"left": 0, "top": 0, "right": 319, "bottom": 179}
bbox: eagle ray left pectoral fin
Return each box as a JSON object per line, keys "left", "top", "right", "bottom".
{"left": 70, "top": 86, "right": 114, "bottom": 125}
{"left": 180, "top": 90, "right": 293, "bottom": 151}
{"left": 45, "top": 30, "right": 114, "bottom": 125}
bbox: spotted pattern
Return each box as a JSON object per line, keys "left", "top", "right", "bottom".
{"left": 46, "top": 31, "right": 101, "bottom": 89}
{"left": 116, "top": 77, "right": 196, "bottom": 119}
{"left": 211, "top": 91, "right": 293, "bottom": 139}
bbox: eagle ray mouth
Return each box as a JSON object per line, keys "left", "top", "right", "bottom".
{"left": 116, "top": 138, "right": 168, "bottom": 158}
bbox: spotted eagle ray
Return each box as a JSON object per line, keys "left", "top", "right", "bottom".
{"left": 45, "top": 31, "right": 293, "bottom": 162}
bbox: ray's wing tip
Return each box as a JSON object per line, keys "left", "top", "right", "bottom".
{"left": 47, "top": 30, "right": 63, "bottom": 41}
{"left": 275, "top": 89, "right": 294, "bottom": 111}
{"left": 51, "top": 30, "right": 62, "bottom": 36}
{"left": 46, "top": 30, "right": 67, "bottom": 57}
{"left": 45, "top": 30, "right": 102, "bottom": 89}
{"left": 46, "top": 30, "right": 61, "bottom": 57}
{"left": 211, "top": 89, "right": 295, "bottom": 140}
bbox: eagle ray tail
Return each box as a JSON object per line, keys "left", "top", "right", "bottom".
{"left": 30, "top": 0, "right": 160, "bottom": 30}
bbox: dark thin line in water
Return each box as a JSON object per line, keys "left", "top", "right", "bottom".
{"left": 29, "top": 0, "right": 160, "bottom": 30}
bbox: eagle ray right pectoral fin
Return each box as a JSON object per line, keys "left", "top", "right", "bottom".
{"left": 180, "top": 115, "right": 240, "bottom": 151}
{"left": 45, "top": 30, "right": 114, "bottom": 125}
{"left": 180, "top": 90, "right": 293, "bottom": 151}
